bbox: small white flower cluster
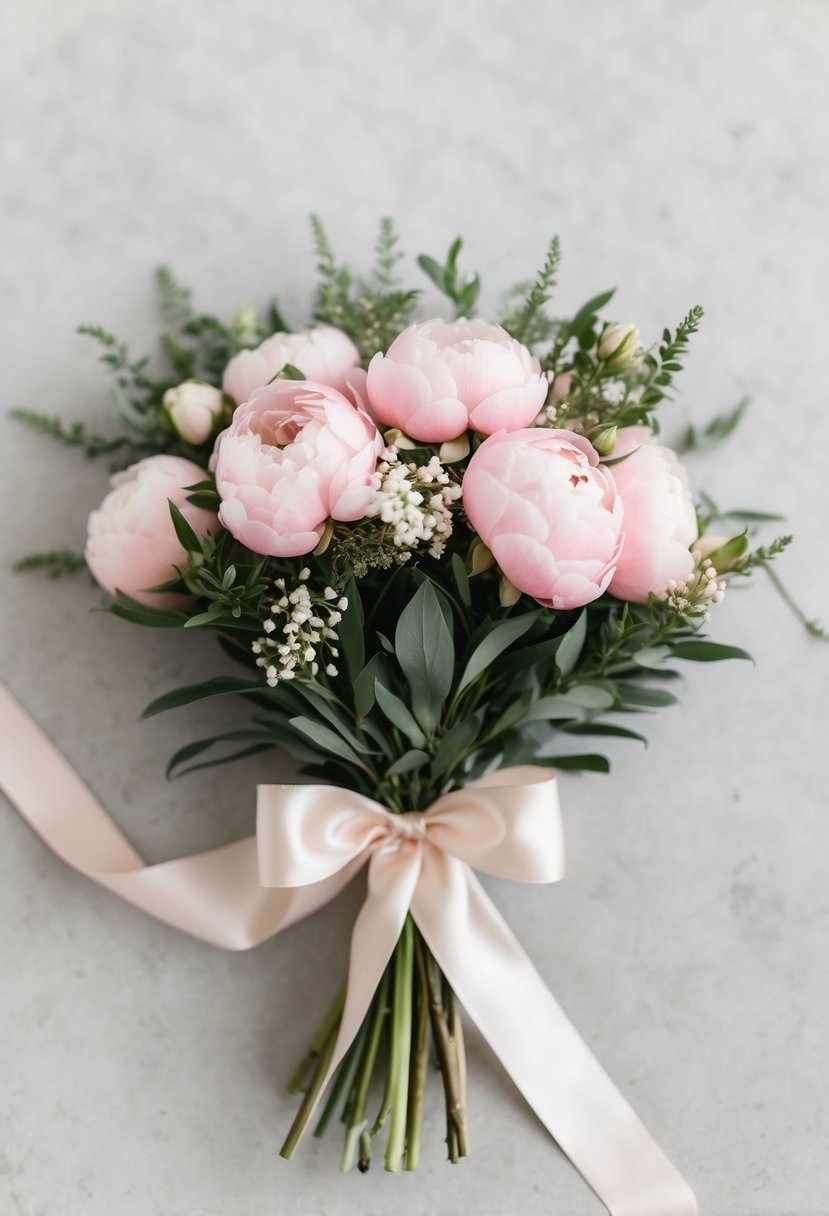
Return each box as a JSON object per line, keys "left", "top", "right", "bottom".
{"left": 533, "top": 401, "right": 561, "bottom": 428}
{"left": 252, "top": 569, "right": 348, "bottom": 686}
{"left": 666, "top": 556, "right": 726, "bottom": 623}
{"left": 366, "top": 447, "right": 462, "bottom": 560}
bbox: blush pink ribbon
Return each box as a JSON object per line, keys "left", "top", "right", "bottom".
{"left": 0, "top": 682, "right": 697, "bottom": 1216}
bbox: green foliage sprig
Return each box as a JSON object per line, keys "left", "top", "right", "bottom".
{"left": 312, "top": 216, "right": 420, "bottom": 359}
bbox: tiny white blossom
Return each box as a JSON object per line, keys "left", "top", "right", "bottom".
{"left": 253, "top": 576, "right": 347, "bottom": 686}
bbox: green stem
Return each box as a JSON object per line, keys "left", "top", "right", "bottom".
{"left": 385, "top": 917, "right": 414, "bottom": 1171}
{"left": 340, "top": 971, "right": 390, "bottom": 1172}
{"left": 417, "top": 934, "right": 469, "bottom": 1162}
{"left": 314, "top": 1017, "right": 368, "bottom": 1138}
{"left": 405, "top": 930, "right": 430, "bottom": 1171}
{"left": 286, "top": 982, "right": 346, "bottom": 1093}
{"left": 761, "top": 563, "right": 828, "bottom": 638}
{"left": 280, "top": 1013, "right": 341, "bottom": 1159}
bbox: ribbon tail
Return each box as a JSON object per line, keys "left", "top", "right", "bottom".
{"left": 0, "top": 683, "right": 355, "bottom": 950}
{"left": 293, "top": 843, "right": 422, "bottom": 1137}
{"left": 412, "top": 850, "right": 698, "bottom": 1216}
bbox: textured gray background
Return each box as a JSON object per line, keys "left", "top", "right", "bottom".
{"left": 1, "top": 2, "right": 828, "bottom": 1213}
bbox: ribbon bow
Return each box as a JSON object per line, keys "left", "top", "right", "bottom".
{"left": 0, "top": 683, "right": 697, "bottom": 1216}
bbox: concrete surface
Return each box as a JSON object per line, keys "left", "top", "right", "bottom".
{"left": 1, "top": 2, "right": 828, "bottom": 1213}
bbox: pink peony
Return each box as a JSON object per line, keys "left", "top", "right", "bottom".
{"left": 214, "top": 379, "right": 383, "bottom": 558}
{"left": 463, "top": 428, "right": 624, "bottom": 610}
{"left": 607, "top": 427, "right": 699, "bottom": 603}
{"left": 85, "top": 455, "right": 216, "bottom": 607}
{"left": 222, "top": 326, "right": 360, "bottom": 405}
{"left": 364, "top": 318, "right": 547, "bottom": 443}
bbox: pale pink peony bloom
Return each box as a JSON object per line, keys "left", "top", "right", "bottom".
{"left": 214, "top": 379, "right": 383, "bottom": 558}
{"left": 163, "top": 380, "right": 224, "bottom": 445}
{"left": 365, "top": 318, "right": 547, "bottom": 443}
{"left": 85, "top": 455, "right": 216, "bottom": 607}
{"left": 463, "top": 428, "right": 624, "bottom": 610}
{"left": 222, "top": 326, "right": 360, "bottom": 405}
{"left": 607, "top": 426, "right": 699, "bottom": 603}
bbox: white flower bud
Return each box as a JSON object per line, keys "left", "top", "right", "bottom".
{"left": 598, "top": 324, "right": 641, "bottom": 370}
{"left": 163, "top": 380, "right": 224, "bottom": 445}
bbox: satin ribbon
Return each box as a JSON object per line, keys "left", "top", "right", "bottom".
{"left": 0, "top": 682, "right": 697, "bottom": 1216}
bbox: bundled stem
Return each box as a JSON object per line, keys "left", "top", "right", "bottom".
{"left": 283, "top": 921, "right": 469, "bottom": 1171}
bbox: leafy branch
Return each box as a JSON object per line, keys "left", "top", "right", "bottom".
{"left": 502, "top": 236, "right": 561, "bottom": 345}
{"left": 313, "top": 216, "right": 419, "bottom": 358}
{"left": 417, "top": 238, "right": 481, "bottom": 319}
{"left": 619, "top": 305, "right": 704, "bottom": 428}
{"left": 12, "top": 549, "right": 87, "bottom": 578}
{"left": 10, "top": 408, "right": 152, "bottom": 461}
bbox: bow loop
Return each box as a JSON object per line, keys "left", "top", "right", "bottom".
{"left": 419, "top": 766, "right": 565, "bottom": 883}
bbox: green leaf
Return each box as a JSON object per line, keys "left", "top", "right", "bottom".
{"left": 616, "top": 683, "right": 679, "bottom": 707}
{"left": 523, "top": 695, "right": 587, "bottom": 722}
{"left": 183, "top": 601, "right": 225, "bottom": 628}
{"left": 166, "top": 730, "right": 274, "bottom": 778}
{"left": 394, "top": 581, "right": 454, "bottom": 736}
{"left": 561, "top": 722, "right": 647, "bottom": 745}
{"left": 555, "top": 612, "right": 587, "bottom": 675}
{"left": 451, "top": 553, "right": 472, "bottom": 609}
{"left": 171, "top": 742, "right": 276, "bottom": 777}
{"left": 374, "top": 680, "right": 428, "bottom": 749}
{"left": 353, "top": 654, "right": 388, "bottom": 718}
{"left": 111, "top": 381, "right": 156, "bottom": 434}
{"left": 431, "top": 712, "right": 483, "bottom": 778}
{"left": 288, "top": 716, "right": 371, "bottom": 772}
{"left": 457, "top": 612, "right": 538, "bottom": 693}
{"left": 143, "top": 676, "right": 262, "bottom": 718}
{"left": 540, "top": 754, "right": 610, "bottom": 773}
{"left": 168, "top": 500, "right": 201, "bottom": 553}
{"left": 488, "top": 688, "right": 534, "bottom": 737}
{"left": 493, "top": 634, "right": 564, "bottom": 677}
{"left": 560, "top": 684, "right": 615, "bottom": 710}
{"left": 564, "top": 288, "right": 616, "bottom": 348}
{"left": 108, "top": 598, "right": 190, "bottom": 628}
{"left": 288, "top": 682, "right": 373, "bottom": 754}
{"left": 631, "top": 645, "right": 672, "bottom": 669}
{"left": 338, "top": 579, "right": 365, "bottom": 680}
{"left": 685, "top": 397, "right": 750, "bottom": 451}
{"left": 670, "top": 641, "right": 753, "bottom": 663}
{"left": 387, "top": 750, "right": 430, "bottom": 776}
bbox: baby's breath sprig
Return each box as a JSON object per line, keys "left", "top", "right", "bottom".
{"left": 253, "top": 569, "right": 348, "bottom": 687}
{"left": 367, "top": 447, "right": 462, "bottom": 560}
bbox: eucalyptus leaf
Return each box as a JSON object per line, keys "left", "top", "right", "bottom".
{"left": 394, "top": 581, "right": 454, "bottom": 736}
{"left": 539, "top": 754, "right": 610, "bottom": 773}
{"left": 374, "top": 680, "right": 428, "bottom": 749}
{"left": 560, "top": 684, "right": 615, "bottom": 709}
{"left": 670, "top": 641, "right": 753, "bottom": 663}
{"left": 631, "top": 645, "right": 672, "bottom": 669}
{"left": 387, "top": 749, "right": 430, "bottom": 776}
{"left": 143, "top": 676, "right": 262, "bottom": 719}
{"left": 560, "top": 722, "right": 647, "bottom": 745}
{"left": 431, "top": 712, "right": 483, "bottom": 778}
{"left": 451, "top": 553, "right": 472, "bottom": 609}
{"left": 167, "top": 500, "right": 201, "bottom": 553}
{"left": 338, "top": 579, "right": 365, "bottom": 680}
{"left": 554, "top": 612, "right": 587, "bottom": 675}
{"left": 288, "top": 716, "right": 371, "bottom": 772}
{"left": 457, "top": 612, "right": 538, "bottom": 693}
{"left": 523, "top": 695, "right": 587, "bottom": 722}
{"left": 616, "top": 683, "right": 679, "bottom": 707}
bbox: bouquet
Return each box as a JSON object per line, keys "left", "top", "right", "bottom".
{"left": 6, "top": 220, "right": 820, "bottom": 1214}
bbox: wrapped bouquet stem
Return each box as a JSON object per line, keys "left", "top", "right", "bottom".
{"left": 6, "top": 219, "right": 823, "bottom": 1212}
